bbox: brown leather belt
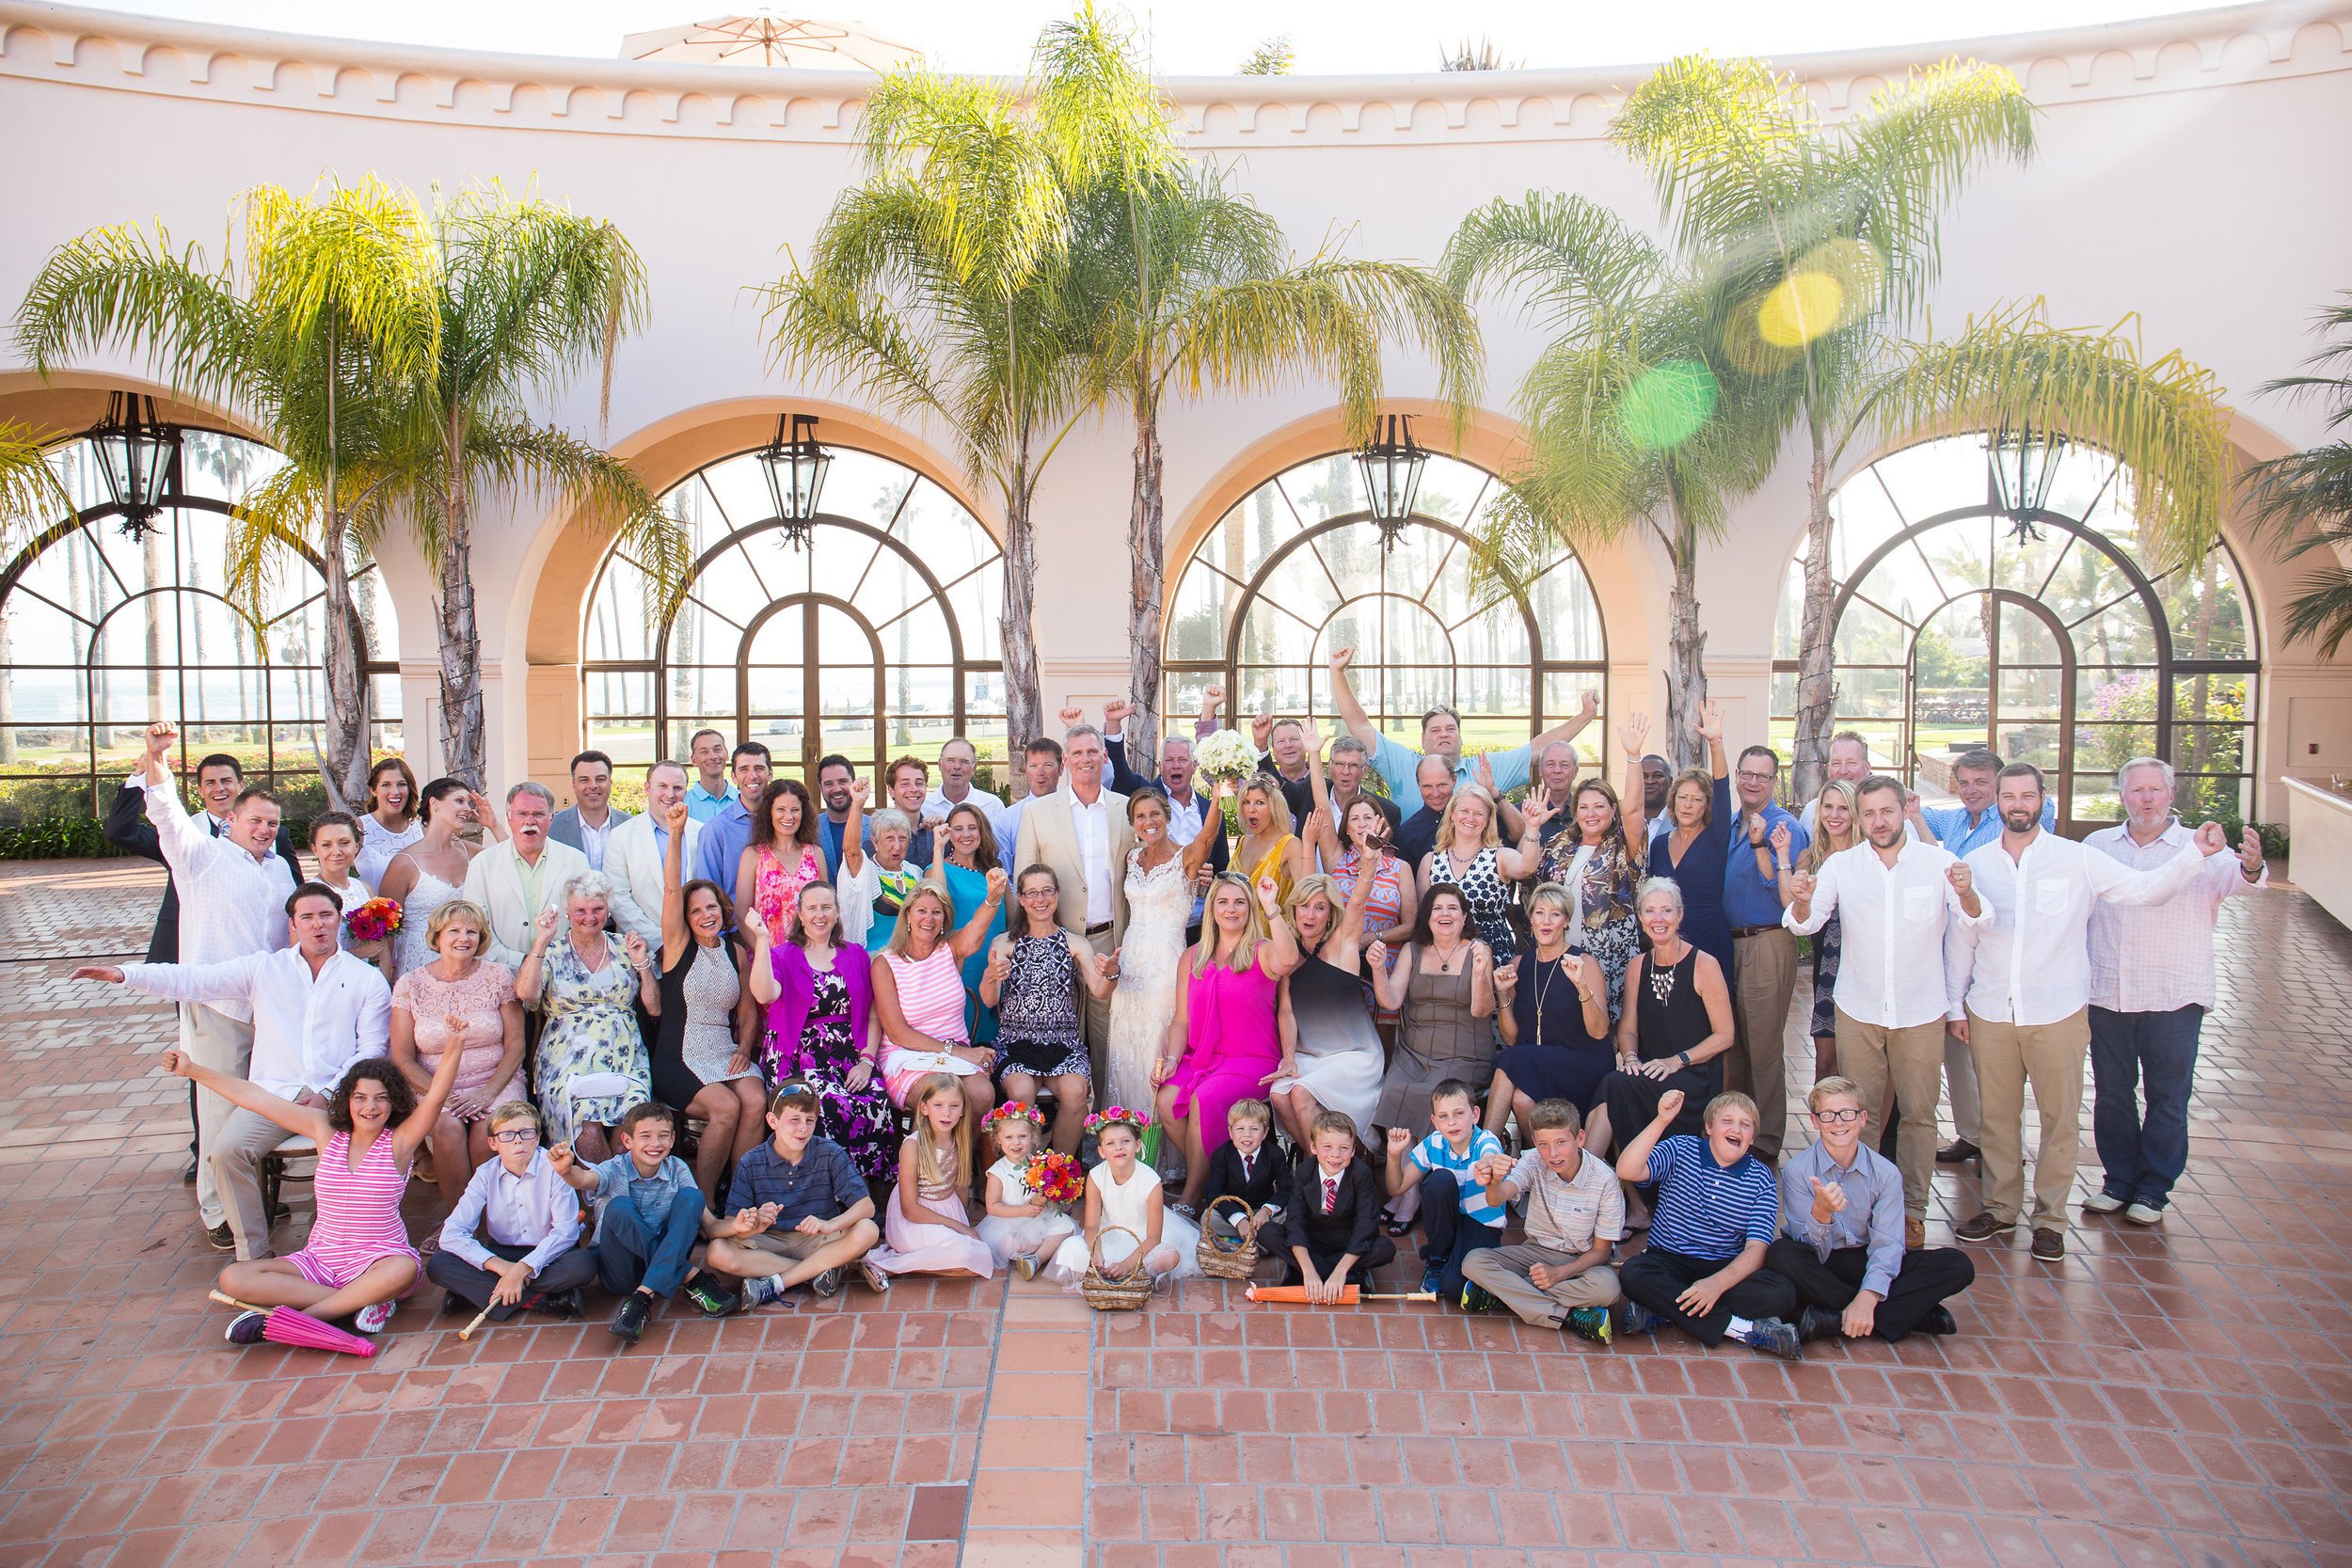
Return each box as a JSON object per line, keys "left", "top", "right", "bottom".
{"left": 1731, "top": 924, "right": 1784, "bottom": 940}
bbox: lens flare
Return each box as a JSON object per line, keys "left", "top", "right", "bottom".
{"left": 1616, "top": 359, "right": 1718, "bottom": 451}
{"left": 1720, "top": 297, "right": 1802, "bottom": 376}
{"left": 1800, "top": 237, "right": 1885, "bottom": 325}
{"left": 1757, "top": 271, "right": 1845, "bottom": 347}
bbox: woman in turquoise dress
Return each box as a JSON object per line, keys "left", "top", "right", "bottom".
{"left": 924, "top": 802, "right": 1006, "bottom": 1046}
{"left": 516, "top": 872, "right": 660, "bottom": 1162}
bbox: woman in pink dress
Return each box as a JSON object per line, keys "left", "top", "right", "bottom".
{"left": 733, "top": 779, "right": 824, "bottom": 939}
{"left": 867, "top": 1071, "right": 995, "bottom": 1279}
{"left": 871, "top": 879, "right": 1007, "bottom": 1132}
{"left": 388, "top": 898, "right": 527, "bottom": 1211}
{"left": 1153, "top": 872, "right": 1303, "bottom": 1216}
{"left": 157, "top": 1030, "right": 465, "bottom": 1339}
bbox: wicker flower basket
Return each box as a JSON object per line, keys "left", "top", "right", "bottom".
{"left": 1081, "top": 1225, "right": 1155, "bottom": 1311}
{"left": 1196, "top": 1196, "right": 1261, "bottom": 1280}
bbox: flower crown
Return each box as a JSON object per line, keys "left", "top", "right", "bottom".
{"left": 1084, "top": 1104, "right": 1152, "bottom": 1137}
{"left": 983, "top": 1101, "right": 1043, "bottom": 1132}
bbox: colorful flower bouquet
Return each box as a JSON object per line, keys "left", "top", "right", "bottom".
{"left": 1024, "top": 1150, "right": 1085, "bottom": 1206}
{"left": 1192, "top": 728, "right": 1257, "bottom": 785}
{"left": 344, "top": 897, "right": 402, "bottom": 943}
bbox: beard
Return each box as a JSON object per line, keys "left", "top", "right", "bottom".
{"left": 2001, "top": 807, "right": 2040, "bottom": 833}
{"left": 1866, "top": 823, "right": 1903, "bottom": 849}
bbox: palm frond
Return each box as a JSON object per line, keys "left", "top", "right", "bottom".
{"left": 1611, "top": 54, "right": 1812, "bottom": 265}
{"left": 0, "top": 421, "right": 72, "bottom": 553}
{"left": 1441, "top": 192, "right": 1667, "bottom": 341}
{"left": 462, "top": 420, "right": 692, "bottom": 621}
{"left": 11, "top": 223, "right": 257, "bottom": 407}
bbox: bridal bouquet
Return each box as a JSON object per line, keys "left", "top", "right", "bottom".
{"left": 343, "top": 897, "right": 402, "bottom": 943}
{"left": 1192, "top": 728, "right": 1257, "bottom": 785}
{"left": 1024, "top": 1150, "right": 1085, "bottom": 1206}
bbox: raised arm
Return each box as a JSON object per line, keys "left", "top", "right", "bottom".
{"left": 103, "top": 776, "right": 163, "bottom": 863}
{"left": 1325, "top": 842, "right": 1381, "bottom": 962}
{"left": 513, "top": 906, "right": 560, "bottom": 1006}
{"left": 841, "top": 777, "right": 869, "bottom": 879}
{"left": 1530, "top": 688, "right": 1601, "bottom": 752}
{"left": 1613, "top": 1087, "right": 1684, "bottom": 1183}
{"left": 157, "top": 1045, "right": 329, "bottom": 1144}
{"left": 660, "top": 799, "right": 691, "bottom": 971}
{"left": 135, "top": 723, "right": 207, "bottom": 874}
{"left": 741, "top": 906, "right": 780, "bottom": 1007}
{"left": 391, "top": 1012, "right": 469, "bottom": 1159}
{"left": 1617, "top": 714, "right": 1651, "bottom": 844}
{"left": 946, "top": 868, "right": 1009, "bottom": 962}
{"left": 1067, "top": 929, "right": 1117, "bottom": 1001}
{"left": 1365, "top": 939, "right": 1409, "bottom": 1013}
{"left": 1251, "top": 876, "right": 1302, "bottom": 980}
{"left": 1182, "top": 778, "right": 1233, "bottom": 879}
{"left": 1692, "top": 700, "right": 1728, "bottom": 781}
{"left": 1327, "top": 646, "right": 1380, "bottom": 750}
{"left": 732, "top": 846, "right": 760, "bottom": 931}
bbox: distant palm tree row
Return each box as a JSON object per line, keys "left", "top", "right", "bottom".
{"left": 2, "top": 5, "right": 2341, "bottom": 806}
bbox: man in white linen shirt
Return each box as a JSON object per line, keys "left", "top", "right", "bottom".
{"left": 132, "top": 721, "right": 297, "bottom": 1248}
{"left": 1015, "top": 723, "right": 1133, "bottom": 1079}
{"left": 1785, "top": 775, "right": 1986, "bottom": 1248}
{"left": 2083, "top": 756, "right": 2267, "bottom": 1227}
{"left": 1948, "top": 763, "right": 2229, "bottom": 1260}
{"left": 601, "top": 762, "right": 701, "bottom": 944}
{"left": 923, "top": 736, "right": 1006, "bottom": 832}
{"left": 462, "top": 783, "right": 590, "bottom": 970}
{"left": 74, "top": 881, "right": 389, "bottom": 1259}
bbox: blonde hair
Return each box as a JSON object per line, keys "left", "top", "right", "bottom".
{"left": 1227, "top": 1098, "right": 1273, "bottom": 1129}
{"left": 1801, "top": 780, "right": 1862, "bottom": 872}
{"left": 1523, "top": 882, "right": 1574, "bottom": 926}
{"left": 1237, "top": 777, "right": 1295, "bottom": 839}
{"left": 487, "top": 1101, "right": 540, "bottom": 1132}
{"left": 427, "top": 898, "right": 490, "bottom": 955}
{"left": 1442, "top": 782, "right": 1502, "bottom": 848}
{"left": 1194, "top": 873, "right": 1271, "bottom": 975}
{"left": 885, "top": 884, "right": 957, "bottom": 958}
{"left": 908, "top": 1072, "right": 974, "bottom": 1191}
{"left": 1281, "top": 874, "right": 1338, "bottom": 938}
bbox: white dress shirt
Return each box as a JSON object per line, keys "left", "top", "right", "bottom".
{"left": 1068, "top": 788, "right": 1115, "bottom": 927}
{"left": 575, "top": 811, "right": 617, "bottom": 873}
{"left": 437, "top": 1148, "right": 585, "bottom": 1275}
{"left": 924, "top": 784, "right": 1006, "bottom": 832}
{"left": 601, "top": 814, "right": 702, "bottom": 944}
{"left": 124, "top": 948, "right": 391, "bottom": 1098}
{"left": 1784, "top": 839, "right": 1985, "bottom": 1029}
{"left": 145, "top": 781, "right": 295, "bottom": 1019}
{"left": 1955, "top": 830, "right": 2210, "bottom": 1026}
{"left": 2085, "top": 821, "right": 2265, "bottom": 1013}
{"left": 317, "top": 876, "right": 374, "bottom": 952}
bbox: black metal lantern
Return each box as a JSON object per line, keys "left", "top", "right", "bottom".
{"left": 755, "top": 413, "right": 832, "bottom": 548}
{"left": 1987, "top": 421, "right": 2066, "bottom": 546}
{"left": 86, "top": 391, "right": 180, "bottom": 538}
{"left": 1354, "top": 413, "right": 1427, "bottom": 552}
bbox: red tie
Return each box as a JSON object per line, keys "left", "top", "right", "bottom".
{"left": 1323, "top": 1176, "right": 1338, "bottom": 1215}
{"left": 1242, "top": 1154, "right": 1254, "bottom": 1185}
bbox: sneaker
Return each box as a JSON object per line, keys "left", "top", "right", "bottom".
{"left": 441, "top": 1291, "right": 471, "bottom": 1317}
{"left": 1904, "top": 1218, "right": 1927, "bottom": 1252}
{"left": 1013, "top": 1256, "right": 1038, "bottom": 1281}
{"left": 1613, "top": 1299, "right": 1663, "bottom": 1337}
{"left": 1921, "top": 1306, "right": 1959, "bottom": 1337}
{"left": 739, "top": 1275, "right": 785, "bottom": 1310}
{"left": 1458, "top": 1281, "right": 1500, "bottom": 1314}
{"left": 608, "top": 1291, "right": 652, "bottom": 1345}
{"left": 2030, "top": 1227, "right": 2066, "bottom": 1260}
{"left": 225, "top": 1309, "right": 268, "bottom": 1345}
{"left": 811, "top": 1266, "right": 847, "bottom": 1299}
{"left": 857, "top": 1259, "right": 891, "bottom": 1295}
{"left": 1419, "top": 1264, "right": 1445, "bottom": 1296}
{"left": 1954, "top": 1211, "right": 2010, "bottom": 1244}
{"left": 542, "top": 1289, "right": 584, "bottom": 1321}
{"left": 1740, "top": 1317, "right": 1803, "bottom": 1362}
{"left": 686, "top": 1276, "right": 743, "bottom": 1317}
{"left": 206, "top": 1223, "right": 236, "bottom": 1252}
{"left": 1563, "top": 1307, "right": 1613, "bottom": 1345}
{"left": 2082, "top": 1191, "right": 2127, "bottom": 1215}
{"left": 1795, "top": 1305, "right": 1843, "bottom": 1343}
{"left": 352, "top": 1301, "right": 396, "bottom": 1335}
{"left": 1934, "top": 1138, "right": 1979, "bottom": 1164}
{"left": 2123, "top": 1203, "right": 2164, "bottom": 1227}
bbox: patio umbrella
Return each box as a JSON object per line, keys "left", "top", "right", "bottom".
{"left": 210, "top": 1291, "right": 379, "bottom": 1356}
{"left": 1242, "top": 1285, "right": 1437, "bottom": 1306}
{"left": 619, "top": 14, "right": 921, "bottom": 71}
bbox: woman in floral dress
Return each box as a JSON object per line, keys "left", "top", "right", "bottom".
{"left": 516, "top": 873, "right": 659, "bottom": 1162}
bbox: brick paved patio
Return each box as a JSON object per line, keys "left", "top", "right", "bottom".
{"left": 0, "top": 858, "right": 2346, "bottom": 1568}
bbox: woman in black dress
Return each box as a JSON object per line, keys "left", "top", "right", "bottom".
{"left": 1486, "top": 883, "right": 1614, "bottom": 1145}
{"left": 646, "top": 798, "right": 765, "bottom": 1201}
{"left": 1595, "top": 877, "right": 1737, "bottom": 1160}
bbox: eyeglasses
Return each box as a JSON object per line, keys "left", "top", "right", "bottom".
{"left": 1017, "top": 887, "right": 1057, "bottom": 898}
{"left": 1810, "top": 1108, "right": 1866, "bottom": 1125}
{"left": 490, "top": 1128, "right": 541, "bottom": 1145}
{"left": 1736, "top": 769, "right": 1778, "bottom": 784}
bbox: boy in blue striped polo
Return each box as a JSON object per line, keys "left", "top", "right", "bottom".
{"left": 1383, "top": 1079, "right": 1509, "bottom": 1304}
{"left": 1613, "top": 1088, "right": 1802, "bottom": 1360}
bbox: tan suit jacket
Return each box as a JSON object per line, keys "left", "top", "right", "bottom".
{"left": 1013, "top": 784, "right": 1135, "bottom": 946}
{"left": 459, "top": 838, "right": 591, "bottom": 970}
{"left": 601, "top": 814, "right": 703, "bottom": 945}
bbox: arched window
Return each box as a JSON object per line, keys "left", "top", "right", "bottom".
{"left": 1772, "top": 435, "right": 2260, "bottom": 829}
{"left": 0, "top": 427, "right": 402, "bottom": 823}
{"left": 1162, "top": 451, "right": 1608, "bottom": 756}
{"left": 580, "top": 444, "right": 1006, "bottom": 784}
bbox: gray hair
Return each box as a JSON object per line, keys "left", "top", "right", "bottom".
{"left": 2116, "top": 755, "right": 2175, "bottom": 792}
{"left": 869, "top": 807, "right": 914, "bottom": 838}
{"left": 1539, "top": 739, "right": 1580, "bottom": 767}
{"left": 557, "top": 871, "right": 615, "bottom": 911}
{"left": 507, "top": 781, "right": 556, "bottom": 810}
{"left": 1064, "top": 721, "right": 1105, "bottom": 747}
{"left": 1329, "top": 735, "right": 1368, "bottom": 761}
{"left": 1159, "top": 733, "right": 1195, "bottom": 758}
{"left": 1635, "top": 875, "right": 1684, "bottom": 913}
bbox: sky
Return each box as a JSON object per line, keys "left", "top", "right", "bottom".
{"left": 119, "top": 0, "right": 2208, "bottom": 76}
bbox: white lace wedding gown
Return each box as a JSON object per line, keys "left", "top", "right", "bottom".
{"left": 1104, "top": 848, "right": 1193, "bottom": 1117}
{"left": 391, "top": 869, "right": 465, "bottom": 978}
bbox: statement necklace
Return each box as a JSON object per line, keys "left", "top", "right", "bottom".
{"left": 1646, "top": 948, "right": 1680, "bottom": 1006}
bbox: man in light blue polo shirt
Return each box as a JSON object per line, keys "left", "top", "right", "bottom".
{"left": 684, "top": 728, "right": 739, "bottom": 824}
{"left": 694, "top": 741, "right": 771, "bottom": 890}
{"left": 1327, "top": 646, "right": 1600, "bottom": 816}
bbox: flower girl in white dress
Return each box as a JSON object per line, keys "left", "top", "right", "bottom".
{"left": 976, "top": 1103, "right": 1076, "bottom": 1279}
{"left": 1048, "top": 1108, "right": 1200, "bottom": 1287}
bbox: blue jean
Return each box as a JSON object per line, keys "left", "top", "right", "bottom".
{"left": 594, "top": 1193, "right": 704, "bottom": 1299}
{"left": 1417, "top": 1170, "right": 1505, "bottom": 1299}
{"left": 2089, "top": 1004, "right": 2203, "bottom": 1210}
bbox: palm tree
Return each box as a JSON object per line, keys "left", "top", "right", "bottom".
{"left": 1037, "top": 8, "right": 1484, "bottom": 745}
{"left": 13, "top": 179, "right": 441, "bottom": 808}
{"left": 2243, "top": 292, "right": 2352, "bottom": 657}
{"left": 764, "top": 64, "right": 1098, "bottom": 754}
{"left": 1444, "top": 192, "right": 1784, "bottom": 764}
{"left": 0, "top": 420, "right": 69, "bottom": 542}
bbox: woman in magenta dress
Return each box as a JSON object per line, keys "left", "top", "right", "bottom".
{"left": 1152, "top": 871, "right": 1303, "bottom": 1217}
{"left": 154, "top": 1032, "right": 464, "bottom": 1340}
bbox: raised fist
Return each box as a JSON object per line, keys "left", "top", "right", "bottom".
{"left": 984, "top": 865, "right": 1009, "bottom": 900}
{"left": 1945, "top": 861, "right": 1972, "bottom": 898}
{"left": 1058, "top": 705, "right": 1084, "bottom": 728}
{"left": 1328, "top": 646, "right": 1355, "bottom": 675}
{"left": 1386, "top": 1125, "right": 1413, "bottom": 1155}
{"left": 1656, "top": 1088, "right": 1686, "bottom": 1125}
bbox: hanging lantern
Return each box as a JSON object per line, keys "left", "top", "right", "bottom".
{"left": 1354, "top": 413, "right": 1427, "bottom": 553}
{"left": 1987, "top": 421, "right": 2066, "bottom": 546}
{"left": 85, "top": 391, "right": 180, "bottom": 538}
{"left": 755, "top": 413, "right": 832, "bottom": 547}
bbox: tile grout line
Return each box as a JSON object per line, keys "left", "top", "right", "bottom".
{"left": 959, "top": 1275, "right": 1096, "bottom": 1567}
{"left": 948, "top": 1270, "right": 1014, "bottom": 1568}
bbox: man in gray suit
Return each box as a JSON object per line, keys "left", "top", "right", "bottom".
{"left": 548, "top": 750, "right": 632, "bottom": 874}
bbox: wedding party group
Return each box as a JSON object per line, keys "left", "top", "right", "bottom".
{"left": 86, "top": 642, "right": 2266, "bottom": 1364}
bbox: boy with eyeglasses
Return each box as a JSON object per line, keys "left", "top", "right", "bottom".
{"left": 426, "top": 1101, "right": 596, "bottom": 1321}
{"left": 1766, "top": 1078, "right": 1976, "bottom": 1343}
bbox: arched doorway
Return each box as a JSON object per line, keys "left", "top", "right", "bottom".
{"left": 1772, "top": 436, "right": 2260, "bottom": 831}
{"left": 580, "top": 444, "right": 1006, "bottom": 784}
{"left": 0, "top": 427, "right": 402, "bottom": 822}
{"left": 1163, "top": 450, "right": 1609, "bottom": 755}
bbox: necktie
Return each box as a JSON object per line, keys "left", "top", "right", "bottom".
{"left": 1323, "top": 1176, "right": 1338, "bottom": 1215}
{"left": 1242, "top": 1154, "right": 1254, "bottom": 1186}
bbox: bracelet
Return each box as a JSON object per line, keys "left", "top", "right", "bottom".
{"left": 1677, "top": 1051, "right": 1691, "bottom": 1068}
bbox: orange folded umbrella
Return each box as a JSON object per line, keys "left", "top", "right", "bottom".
{"left": 1242, "top": 1284, "right": 1437, "bottom": 1305}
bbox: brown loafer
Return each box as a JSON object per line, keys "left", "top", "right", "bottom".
{"left": 1904, "top": 1218, "right": 1927, "bottom": 1251}
{"left": 1953, "top": 1211, "right": 2009, "bottom": 1243}
{"left": 2030, "top": 1227, "right": 2065, "bottom": 1260}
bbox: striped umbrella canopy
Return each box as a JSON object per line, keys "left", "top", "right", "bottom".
{"left": 619, "top": 14, "right": 921, "bottom": 71}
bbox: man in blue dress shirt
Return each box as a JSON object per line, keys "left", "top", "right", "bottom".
{"left": 1723, "top": 741, "right": 1806, "bottom": 1164}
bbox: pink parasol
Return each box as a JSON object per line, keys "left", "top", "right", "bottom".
{"left": 210, "top": 1290, "right": 379, "bottom": 1357}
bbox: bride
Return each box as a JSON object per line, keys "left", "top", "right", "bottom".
{"left": 1102, "top": 780, "right": 1231, "bottom": 1118}
{"left": 380, "top": 779, "right": 498, "bottom": 977}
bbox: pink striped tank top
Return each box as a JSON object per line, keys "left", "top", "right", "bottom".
{"left": 301, "top": 1129, "right": 420, "bottom": 1275}
{"left": 883, "top": 944, "right": 970, "bottom": 1043}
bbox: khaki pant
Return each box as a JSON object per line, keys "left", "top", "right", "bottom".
{"left": 1833, "top": 1008, "right": 1946, "bottom": 1220}
{"left": 1730, "top": 927, "right": 1799, "bottom": 1160}
{"left": 183, "top": 1003, "right": 255, "bottom": 1229}
{"left": 1945, "top": 1026, "right": 1982, "bottom": 1143}
{"left": 1076, "top": 927, "right": 1115, "bottom": 1087}
{"left": 210, "top": 1106, "right": 303, "bottom": 1260}
{"left": 1967, "top": 1006, "right": 2090, "bottom": 1228}
{"left": 1460, "top": 1243, "right": 1620, "bottom": 1327}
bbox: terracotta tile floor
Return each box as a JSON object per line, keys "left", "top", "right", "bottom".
{"left": 2, "top": 858, "right": 2348, "bottom": 1567}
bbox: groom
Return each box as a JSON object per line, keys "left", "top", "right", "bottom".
{"left": 1015, "top": 720, "right": 1135, "bottom": 1085}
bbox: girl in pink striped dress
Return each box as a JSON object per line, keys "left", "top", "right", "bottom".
{"left": 871, "top": 880, "right": 1007, "bottom": 1139}
{"left": 160, "top": 1037, "right": 464, "bottom": 1340}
